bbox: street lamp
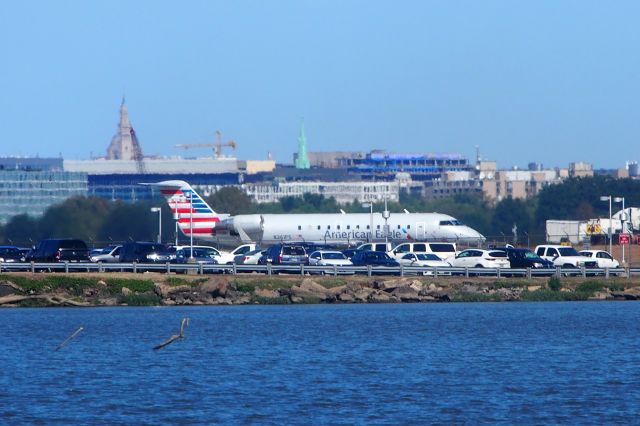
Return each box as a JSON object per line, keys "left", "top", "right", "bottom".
{"left": 614, "top": 196, "right": 625, "bottom": 264}
{"left": 185, "top": 191, "right": 194, "bottom": 260}
{"left": 600, "top": 195, "right": 613, "bottom": 255}
{"left": 150, "top": 207, "right": 162, "bottom": 244}
{"left": 361, "top": 202, "right": 374, "bottom": 243}
{"left": 382, "top": 197, "right": 391, "bottom": 249}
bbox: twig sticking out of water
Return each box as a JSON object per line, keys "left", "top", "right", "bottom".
{"left": 55, "top": 326, "right": 84, "bottom": 351}
{"left": 153, "top": 318, "right": 190, "bottom": 351}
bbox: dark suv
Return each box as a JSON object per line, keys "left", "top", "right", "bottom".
{"left": 259, "top": 244, "right": 308, "bottom": 265}
{"left": 505, "top": 247, "right": 554, "bottom": 269}
{"left": 26, "top": 239, "right": 90, "bottom": 262}
{"left": 119, "top": 242, "right": 173, "bottom": 263}
{"left": 350, "top": 250, "right": 400, "bottom": 267}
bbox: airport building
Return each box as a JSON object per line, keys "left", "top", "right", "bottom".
{"left": 0, "top": 169, "right": 87, "bottom": 223}
{"left": 243, "top": 180, "right": 400, "bottom": 205}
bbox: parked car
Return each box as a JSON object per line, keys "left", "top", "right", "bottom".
{"left": 172, "top": 247, "right": 221, "bottom": 273}
{"left": 307, "top": 250, "right": 353, "bottom": 267}
{"left": 449, "top": 249, "right": 510, "bottom": 269}
{"left": 173, "top": 245, "right": 222, "bottom": 261}
{"left": 216, "top": 243, "right": 259, "bottom": 264}
{"left": 397, "top": 252, "right": 451, "bottom": 276}
{"left": 388, "top": 242, "right": 457, "bottom": 261}
{"left": 90, "top": 245, "right": 122, "bottom": 263}
{"left": 259, "top": 244, "right": 308, "bottom": 265}
{"left": 119, "top": 242, "right": 173, "bottom": 263}
{"left": 26, "top": 239, "right": 91, "bottom": 263}
{"left": 234, "top": 248, "right": 267, "bottom": 265}
{"left": 504, "top": 248, "right": 554, "bottom": 269}
{"left": 535, "top": 245, "right": 597, "bottom": 269}
{"left": 0, "top": 246, "right": 26, "bottom": 263}
{"left": 355, "top": 242, "right": 393, "bottom": 253}
{"left": 350, "top": 251, "right": 400, "bottom": 268}
{"left": 173, "top": 247, "right": 220, "bottom": 263}
{"left": 341, "top": 248, "right": 360, "bottom": 259}
{"left": 578, "top": 250, "right": 620, "bottom": 268}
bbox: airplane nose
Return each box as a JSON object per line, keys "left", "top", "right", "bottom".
{"left": 460, "top": 226, "right": 486, "bottom": 244}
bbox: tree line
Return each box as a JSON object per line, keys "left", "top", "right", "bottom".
{"left": 0, "top": 175, "right": 637, "bottom": 248}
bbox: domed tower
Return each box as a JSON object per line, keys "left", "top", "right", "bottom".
{"left": 106, "top": 98, "right": 146, "bottom": 173}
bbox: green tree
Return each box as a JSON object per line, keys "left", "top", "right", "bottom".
{"left": 206, "top": 186, "right": 254, "bottom": 215}
{"left": 97, "top": 201, "right": 157, "bottom": 243}
{"left": 490, "top": 198, "right": 534, "bottom": 242}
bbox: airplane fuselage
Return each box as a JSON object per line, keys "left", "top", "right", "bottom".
{"left": 207, "top": 212, "right": 485, "bottom": 246}
{"left": 150, "top": 179, "right": 486, "bottom": 248}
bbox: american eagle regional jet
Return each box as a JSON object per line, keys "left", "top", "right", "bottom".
{"left": 149, "top": 180, "right": 486, "bottom": 246}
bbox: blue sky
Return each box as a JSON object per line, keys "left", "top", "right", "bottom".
{"left": 1, "top": 1, "right": 638, "bottom": 169}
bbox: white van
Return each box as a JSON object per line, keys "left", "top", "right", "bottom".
{"left": 387, "top": 242, "right": 457, "bottom": 261}
{"left": 356, "top": 242, "right": 393, "bottom": 253}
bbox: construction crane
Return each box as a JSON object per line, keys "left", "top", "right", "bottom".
{"left": 130, "top": 127, "right": 146, "bottom": 174}
{"left": 175, "top": 130, "right": 237, "bottom": 158}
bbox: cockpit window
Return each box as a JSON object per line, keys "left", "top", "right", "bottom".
{"left": 439, "top": 220, "right": 464, "bottom": 226}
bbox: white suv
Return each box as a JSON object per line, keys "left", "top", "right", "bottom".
{"left": 387, "top": 242, "right": 457, "bottom": 261}
{"left": 534, "top": 245, "right": 597, "bottom": 268}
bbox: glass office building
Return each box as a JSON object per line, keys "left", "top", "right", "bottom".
{"left": 0, "top": 171, "right": 87, "bottom": 223}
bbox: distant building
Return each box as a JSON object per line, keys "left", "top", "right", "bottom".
{"left": 303, "top": 151, "right": 363, "bottom": 168}
{"left": 0, "top": 157, "right": 63, "bottom": 171}
{"left": 65, "top": 157, "right": 241, "bottom": 175}
{"left": 106, "top": 98, "right": 143, "bottom": 162}
{"left": 338, "top": 150, "right": 470, "bottom": 181}
{"left": 243, "top": 180, "right": 399, "bottom": 205}
{"left": 294, "top": 122, "right": 310, "bottom": 169}
{"left": 569, "top": 162, "right": 594, "bottom": 178}
{"left": 87, "top": 173, "right": 264, "bottom": 203}
{"left": 0, "top": 170, "right": 87, "bottom": 223}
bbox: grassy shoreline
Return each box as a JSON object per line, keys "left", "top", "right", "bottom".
{"left": 0, "top": 272, "right": 638, "bottom": 307}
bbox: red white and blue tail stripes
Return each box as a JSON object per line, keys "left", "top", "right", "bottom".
{"left": 155, "top": 180, "right": 219, "bottom": 236}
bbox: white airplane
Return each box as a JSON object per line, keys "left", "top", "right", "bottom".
{"left": 148, "top": 180, "right": 486, "bottom": 247}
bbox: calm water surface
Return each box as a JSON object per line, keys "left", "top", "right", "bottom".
{"left": 1, "top": 302, "right": 639, "bottom": 425}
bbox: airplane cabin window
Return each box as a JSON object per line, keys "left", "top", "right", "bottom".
{"left": 317, "top": 225, "right": 321, "bottom": 230}
{"left": 298, "top": 226, "right": 301, "bottom": 230}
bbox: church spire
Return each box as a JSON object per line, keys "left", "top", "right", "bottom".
{"left": 294, "top": 120, "right": 310, "bottom": 169}
{"left": 106, "top": 98, "right": 143, "bottom": 162}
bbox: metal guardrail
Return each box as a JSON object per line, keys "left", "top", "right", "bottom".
{"left": 0, "top": 261, "right": 636, "bottom": 279}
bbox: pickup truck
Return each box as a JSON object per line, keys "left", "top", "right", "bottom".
{"left": 534, "top": 245, "right": 597, "bottom": 269}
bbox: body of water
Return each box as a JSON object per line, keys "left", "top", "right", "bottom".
{"left": 1, "top": 302, "right": 639, "bottom": 424}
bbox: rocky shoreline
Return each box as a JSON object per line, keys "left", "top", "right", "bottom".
{"left": 1, "top": 272, "right": 640, "bottom": 307}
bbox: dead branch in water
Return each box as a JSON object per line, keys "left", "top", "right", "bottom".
{"left": 153, "top": 317, "right": 190, "bottom": 351}
{"left": 55, "top": 326, "right": 84, "bottom": 351}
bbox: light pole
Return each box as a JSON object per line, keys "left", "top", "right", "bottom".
{"left": 600, "top": 195, "right": 613, "bottom": 256}
{"left": 382, "top": 197, "right": 391, "bottom": 249}
{"left": 150, "top": 207, "right": 162, "bottom": 244}
{"left": 175, "top": 220, "right": 179, "bottom": 246}
{"left": 614, "top": 196, "right": 625, "bottom": 264}
{"left": 186, "top": 192, "right": 194, "bottom": 260}
{"left": 361, "top": 202, "right": 373, "bottom": 243}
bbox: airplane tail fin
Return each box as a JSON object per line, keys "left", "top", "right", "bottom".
{"left": 146, "top": 180, "right": 220, "bottom": 237}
